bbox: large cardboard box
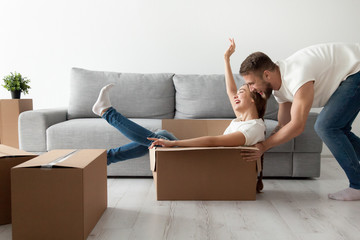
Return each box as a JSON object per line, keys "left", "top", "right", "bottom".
{"left": 149, "top": 119, "right": 261, "bottom": 201}
{"left": 0, "top": 144, "right": 37, "bottom": 225}
{"left": 11, "top": 149, "right": 107, "bottom": 240}
{"left": 0, "top": 99, "right": 33, "bottom": 148}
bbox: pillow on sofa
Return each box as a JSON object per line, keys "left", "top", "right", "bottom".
{"left": 173, "top": 74, "right": 278, "bottom": 120}
{"left": 174, "top": 74, "right": 240, "bottom": 119}
{"left": 68, "top": 68, "right": 175, "bottom": 119}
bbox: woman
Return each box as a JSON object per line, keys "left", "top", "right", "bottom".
{"left": 92, "top": 39, "right": 271, "bottom": 165}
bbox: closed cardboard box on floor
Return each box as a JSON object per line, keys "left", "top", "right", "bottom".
{"left": 11, "top": 149, "right": 107, "bottom": 240}
{"left": 149, "top": 119, "right": 260, "bottom": 201}
{"left": 0, "top": 144, "right": 37, "bottom": 225}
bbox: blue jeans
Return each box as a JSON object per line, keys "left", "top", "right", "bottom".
{"left": 102, "top": 107, "right": 178, "bottom": 165}
{"left": 314, "top": 71, "right": 360, "bottom": 189}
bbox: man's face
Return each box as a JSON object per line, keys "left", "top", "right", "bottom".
{"left": 243, "top": 72, "right": 271, "bottom": 97}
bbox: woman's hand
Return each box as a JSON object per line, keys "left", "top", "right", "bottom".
{"left": 148, "top": 138, "right": 175, "bottom": 149}
{"left": 224, "top": 38, "right": 236, "bottom": 60}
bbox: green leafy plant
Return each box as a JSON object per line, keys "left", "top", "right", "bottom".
{"left": 2, "top": 72, "right": 31, "bottom": 94}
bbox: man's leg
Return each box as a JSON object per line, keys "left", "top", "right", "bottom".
{"left": 346, "top": 135, "right": 360, "bottom": 163}
{"left": 314, "top": 71, "right": 360, "bottom": 200}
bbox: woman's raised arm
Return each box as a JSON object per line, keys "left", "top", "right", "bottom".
{"left": 224, "top": 38, "right": 241, "bottom": 117}
{"left": 224, "top": 38, "right": 238, "bottom": 95}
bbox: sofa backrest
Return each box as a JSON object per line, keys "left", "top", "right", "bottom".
{"left": 68, "top": 68, "right": 175, "bottom": 119}
{"left": 68, "top": 68, "right": 278, "bottom": 121}
{"left": 173, "top": 74, "right": 278, "bottom": 120}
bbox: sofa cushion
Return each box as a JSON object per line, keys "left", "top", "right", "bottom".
{"left": 68, "top": 68, "right": 175, "bottom": 119}
{"left": 47, "top": 118, "right": 162, "bottom": 150}
{"left": 173, "top": 74, "right": 278, "bottom": 120}
{"left": 263, "top": 153, "right": 293, "bottom": 177}
{"left": 293, "top": 153, "right": 321, "bottom": 177}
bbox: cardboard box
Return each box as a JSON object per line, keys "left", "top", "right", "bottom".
{"left": 0, "top": 144, "right": 37, "bottom": 225}
{"left": 149, "top": 119, "right": 261, "bottom": 201}
{"left": 0, "top": 99, "right": 33, "bottom": 148}
{"left": 11, "top": 149, "right": 107, "bottom": 240}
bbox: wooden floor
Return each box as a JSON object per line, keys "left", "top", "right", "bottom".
{"left": 1, "top": 157, "right": 360, "bottom": 240}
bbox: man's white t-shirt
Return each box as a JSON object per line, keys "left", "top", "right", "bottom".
{"left": 223, "top": 118, "right": 265, "bottom": 146}
{"left": 274, "top": 42, "right": 360, "bottom": 107}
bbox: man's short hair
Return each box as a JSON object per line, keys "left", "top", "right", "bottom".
{"left": 240, "top": 52, "right": 276, "bottom": 77}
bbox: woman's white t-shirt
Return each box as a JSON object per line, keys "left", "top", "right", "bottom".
{"left": 223, "top": 118, "right": 266, "bottom": 146}
{"left": 274, "top": 42, "right": 360, "bottom": 108}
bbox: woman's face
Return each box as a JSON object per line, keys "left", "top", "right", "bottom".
{"left": 233, "top": 85, "right": 254, "bottom": 110}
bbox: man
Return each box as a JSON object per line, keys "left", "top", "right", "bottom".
{"left": 239, "top": 42, "right": 360, "bottom": 201}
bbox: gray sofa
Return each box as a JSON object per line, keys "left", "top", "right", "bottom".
{"left": 19, "top": 68, "right": 322, "bottom": 177}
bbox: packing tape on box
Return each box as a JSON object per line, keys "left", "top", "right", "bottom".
{"left": 41, "top": 150, "right": 79, "bottom": 168}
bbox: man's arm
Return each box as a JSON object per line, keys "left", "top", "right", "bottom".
{"left": 271, "top": 102, "right": 292, "bottom": 135}
{"left": 242, "top": 81, "right": 314, "bottom": 161}
{"left": 264, "top": 81, "right": 314, "bottom": 148}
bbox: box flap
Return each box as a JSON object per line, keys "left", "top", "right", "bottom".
{"left": 41, "top": 150, "right": 80, "bottom": 168}
{"left": 13, "top": 149, "right": 76, "bottom": 168}
{"left": 149, "top": 148, "right": 156, "bottom": 172}
{"left": 55, "top": 149, "right": 106, "bottom": 168}
{"left": 0, "top": 144, "right": 37, "bottom": 158}
{"left": 13, "top": 149, "right": 105, "bottom": 169}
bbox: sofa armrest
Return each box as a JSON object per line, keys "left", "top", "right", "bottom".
{"left": 19, "top": 108, "right": 67, "bottom": 152}
{"left": 294, "top": 112, "right": 323, "bottom": 153}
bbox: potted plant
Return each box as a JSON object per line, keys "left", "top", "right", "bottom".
{"left": 2, "top": 72, "right": 31, "bottom": 99}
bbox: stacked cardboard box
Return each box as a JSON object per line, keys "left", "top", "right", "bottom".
{"left": 11, "top": 149, "right": 107, "bottom": 240}
{"left": 0, "top": 144, "right": 37, "bottom": 225}
{"left": 150, "top": 119, "right": 261, "bottom": 201}
{"left": 0, "top": 99, "right": 33, "bottom": 148}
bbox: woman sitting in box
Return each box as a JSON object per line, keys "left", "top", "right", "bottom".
{"left": 92, "top": 39, "right": 271, "bottom": 169}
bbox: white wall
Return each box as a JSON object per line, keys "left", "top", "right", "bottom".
{"left": 1, "top": 0, "right": 359, "bottom": 155}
